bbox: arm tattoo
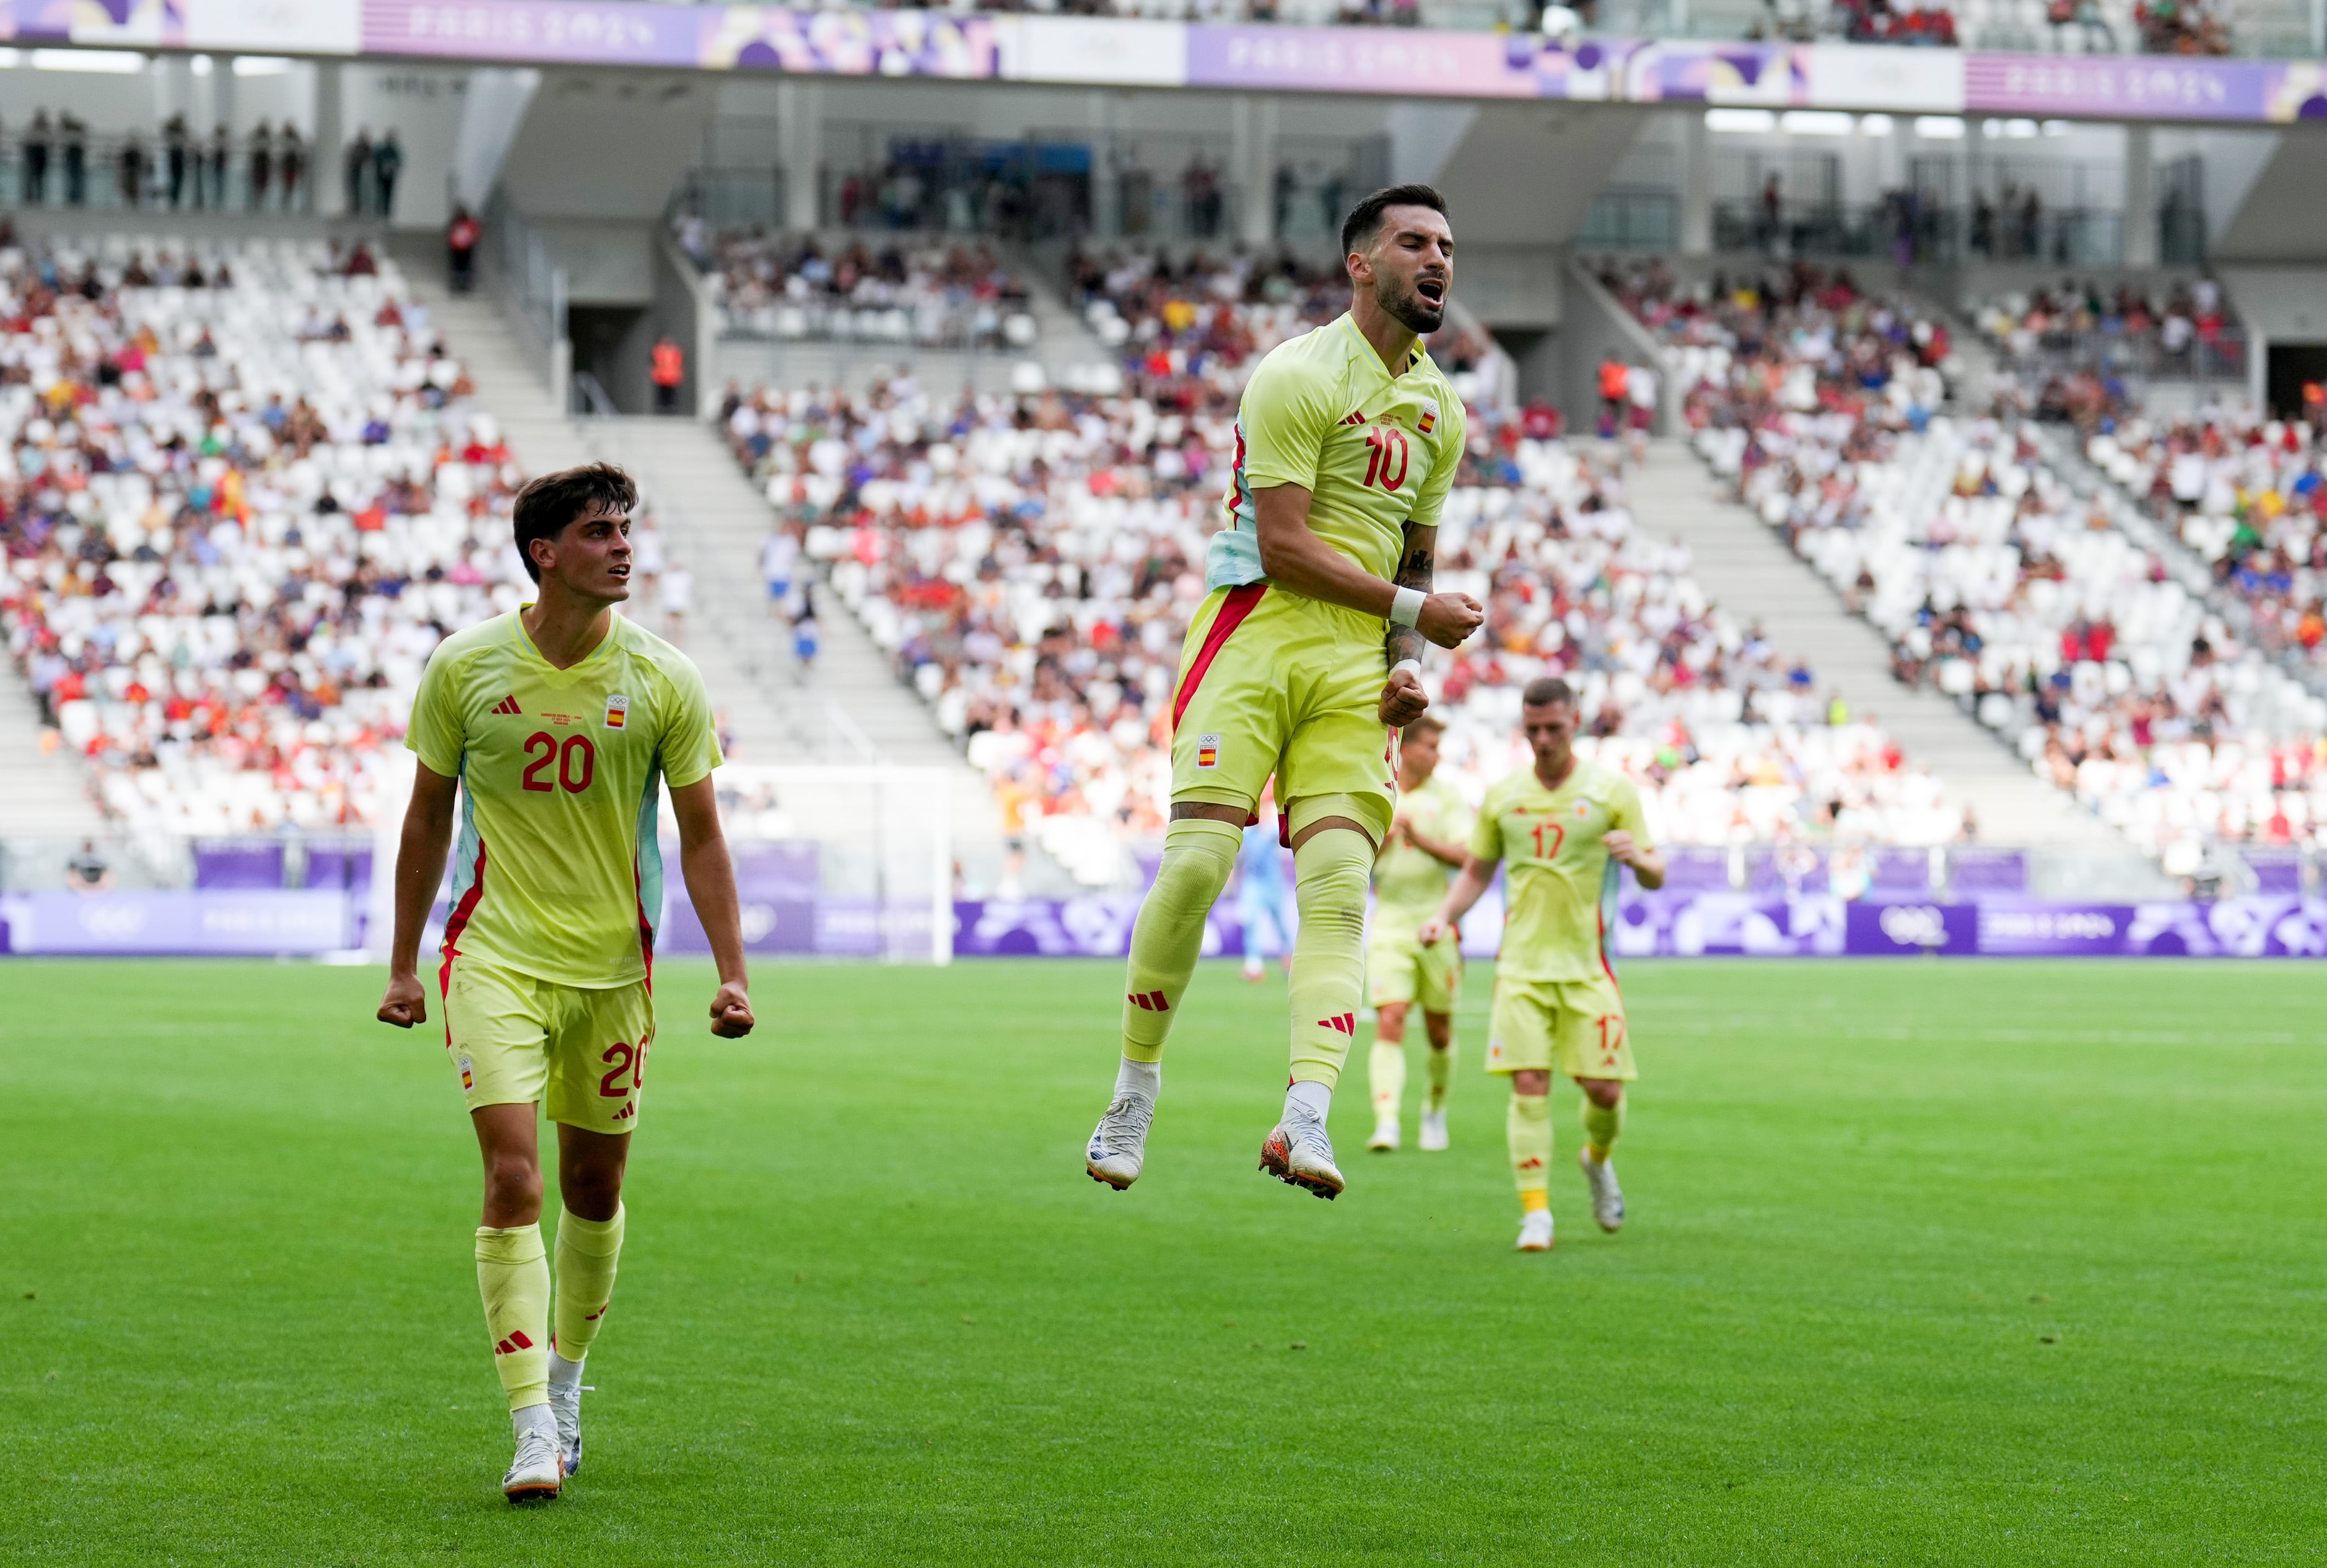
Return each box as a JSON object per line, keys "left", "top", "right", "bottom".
{"left": 1386, "top": 526, "right": 1434, "bottom": 670}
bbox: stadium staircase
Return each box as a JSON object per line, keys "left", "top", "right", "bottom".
{"left": 0, "top": 677, "right": 107, "bottom": 843}
{"left": 1629, "top": 439, "right": 2134, "bottom": 852}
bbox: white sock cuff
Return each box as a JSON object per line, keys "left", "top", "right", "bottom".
{"left": 512, "top": 1402, "right": 556, "bottom": 1440}
{"left": 1285, "top": 1079, "right": 1332, "bottom": 1121}
{"left": 1115, "top": 1056, "right": 1161, "bottom": 1098}
{"left": 548, "top": 1351, "right": 585, "bottom": 1390}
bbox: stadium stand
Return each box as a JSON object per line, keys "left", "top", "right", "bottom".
{"left": 683, "top": 224, "right": 1039, "bottom": 352}
{"left": 2076, "top": 404, "right": 2327, "bottom": 671}
{"left": 1613, "top": 260, "right": 2327, "bottom": 860}
{"left": 0, "top": 233, "right": 518, "bottom": 840}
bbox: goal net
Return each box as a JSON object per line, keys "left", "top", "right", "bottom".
{"left": 691, "top": 764, "right": 954, "bottom": 965}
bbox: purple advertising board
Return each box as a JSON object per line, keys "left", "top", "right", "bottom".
{"left": 4, "top": 887, "right": 2325, "bottom": 960}
{"left": 360, "top": 1, "right": 999, "bottom": 76}
{"left": 0, "top": 890, "right": 357, "bottom": 956}
{"left": 12, "top": 3, "right": 2325, "bottom": 124}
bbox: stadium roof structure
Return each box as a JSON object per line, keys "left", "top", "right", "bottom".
{"left": 16, "top": 0, "right": 2327, "bottom": 128}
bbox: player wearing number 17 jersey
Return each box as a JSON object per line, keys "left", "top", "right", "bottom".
{"left": 375, "top": 464, "right": 754, "bottom": 1504}
{"left": 1085, "top": 184, "right": 1485, "bottom": 1201}
{"left": 1420, "top": 677, "right": 1664, "bottom": 1253}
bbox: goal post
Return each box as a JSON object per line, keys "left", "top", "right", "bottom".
{"left": 697, "top": 764, "right": 954, "bottom": 965}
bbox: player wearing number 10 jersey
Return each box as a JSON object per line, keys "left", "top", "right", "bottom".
{"left": 1085, "top": 184, "right": 1485, "bottom": 1203}
{"left": 1420, "top": 677, "right": 1664, "bottom": 1253}
{"left": 375, "top": 463, "right": 754, "bottom": 1504}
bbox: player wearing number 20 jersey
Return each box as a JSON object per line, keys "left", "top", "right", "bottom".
{"left": 407, "top": 611, "right": 720, "bottom": 1013}
{"left": 381, "top": 463, "right": 752, "bottom": 1505}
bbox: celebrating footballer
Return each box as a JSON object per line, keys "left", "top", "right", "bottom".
{"left": 376, "top": 463, "right": 755, "bottom": 1502}
{"left": 1419, "top": 677, "right": 1666, "bottom": 1252}
{"left": 1085, "top": 183, "right": 1485, "bottom": 1200}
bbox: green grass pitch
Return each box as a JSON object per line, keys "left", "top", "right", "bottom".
{"left": 4, "top": 956, "right": 2323, "bottom": 1564}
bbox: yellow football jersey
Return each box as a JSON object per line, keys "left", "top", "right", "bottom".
{"left": 1208, "top": 312, "right": 1467, "bottom": 590}
{"left": 1372, "top": 771, "right": 1473, "bottom": 942}
{"left": 1469, "top": 758, "right": 1651, "bottom": 984}
{"left": 406, "top": 610, "right": 722, "bottom": 988}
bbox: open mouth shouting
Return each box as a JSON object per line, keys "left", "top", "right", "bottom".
{"left": 1415, "top": 275, "right": 1447, "bottom": 306}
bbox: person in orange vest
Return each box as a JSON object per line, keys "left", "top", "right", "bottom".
{"left": 1596, "top": 355, "right": 1628, "bottom": 440}
{"left": 650, "top": 335, "right": 684, "bottom": 416}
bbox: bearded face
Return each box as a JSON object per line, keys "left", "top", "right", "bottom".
{"left": 1355, "top": 205, "right": 1452, "bottom": 334}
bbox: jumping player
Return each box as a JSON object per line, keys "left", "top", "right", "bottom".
{"left": 376, "top": 463, "right": 754, "bottom": 1500}
{"left": 1085, "top": 183, "right": 1485, "bottom": 1200}
{"left": 1364, "top": 713, "right": 1471, "bottom": 1153}
{"left": 1418, "top": 677, "right": 1664, "bottom": 1251}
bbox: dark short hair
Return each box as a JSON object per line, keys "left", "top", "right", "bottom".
{"left": 512, "top": 462, "right": 637, "bottom": 583}
{"left": 1340, "top": 183, "right": 1449, "bottom": 264}
{"left": 1522, "top": 676, "right": 1576, "bottom": 709}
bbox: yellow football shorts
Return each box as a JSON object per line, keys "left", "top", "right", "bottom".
{"left": 1486, "top": 973, "right": 1635, "bottom": 1081}
{"left": 1169, "top": 583, "right": 1395, "bottom": 842}
{"left": 440, "top": 956, "right": 656, "bottom": 1134}
{"left": 1367, "top": 927, "right": 1462, "bottom": 1013}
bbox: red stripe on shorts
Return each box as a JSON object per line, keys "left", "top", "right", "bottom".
{"left": 1171, "top": 582, "right": 1268, "bottom": 734}
{"left": 437, "top": 838, "right": 488, "bottom": 1045}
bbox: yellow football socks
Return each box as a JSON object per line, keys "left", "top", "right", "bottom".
{"left": 1581, "top": 1094, "right": 1626, "bottom": 1163}
{"left": 1120, "top": 817, "right": 1241, "bottom": 1064}
{"left": 1424, "top": 1040, "right": 1452, "bottom": 1112}
{"left": 476, "top": 1223, "right": 551, "bottom": 1413}
{"left": 552, "top": 1204, "right": 626, "bottom": 1366}
{"left": 1508, "top": 1091, "right": 1552, "bottom": 1203}
{"left": 1368, "top": 1039, "right": 1407, "bottom": 1120}
{"left": 1286, "top": 827, "right": 1372, "bottom": 1089}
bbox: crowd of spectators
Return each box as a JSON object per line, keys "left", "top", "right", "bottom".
{"left": 1977, "top": 276, "right": 2240, "bottom": 419}
{"left": 2082, "top": 404, "right": 2327, "bottom": 672}
{"left": 2, "top": 233, "right": 532, "bottom": 840}
{"left": 1614, "top": 258, "right": 2327, "bottom": 859}
{"left": 712, "top": 358, "right": 1968, "bottom": 880}
{"left": 685, "top": 224, "right": 1038, "bottom": 351}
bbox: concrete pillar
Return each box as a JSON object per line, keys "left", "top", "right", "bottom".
{"left": 2122, "top": 124, "right": 2157, "bottom": 269}
{"left": 1233, "top": 94, "right": 1278, "bottom": 247}
{"left": 151, "top": 53, "right": 187, "bottom": 123}
{"left": 213, "top": 57, "right": 238, "bottom": 137}
{"left": 313, "top": 61, "right": 343, "bottom": 217}
{"left": 1679, "top": 108, "right": 1711, "bottom": 257}
{"left": 1088, "top": 90, "right": 1117, "bottom": 239}
{"left": 777, "top": 79, "right": 822, "bottom": 232}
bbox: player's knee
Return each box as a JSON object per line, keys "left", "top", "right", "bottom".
{"left": 1511, "top": 1069, "right": 1552, "bottom": 1096}
{"left": 1293, "top": 843, "right": 1368, "bottom": 936}
{"left": 482, "top": 1147, "right": 543, "bottom": 1216}
{"left": 1376, "top": 1002, "right": 1409, "bottom": 1039}
{"left": 1155, "top": 817, "right": 1239, "bottom": 904}
{"left": 1576, "top": 1077, "right": 1625, "bottom": 1109}
{"left": 1424, "top": 1013, "right": 1453, "bottom": 1049}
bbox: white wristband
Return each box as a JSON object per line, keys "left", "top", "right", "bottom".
{"left": 1389, "top": 586, "right": 1426, "bottom": 627}
{"left": 1390, "top": 658, "right": 1422, "bottom": 681}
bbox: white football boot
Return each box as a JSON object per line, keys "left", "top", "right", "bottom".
{"left": 1367, "top": 1112, "right": 1400, "bottom": 1152}
{"left": 1085, "top": 1091, "right": 1154, "bottom": 1190}
{"left": 1515, "top": 1208, "right": 1555, "bottom": 1252}
{"left": 1579, "top": 1147, "right": 1626, "bottom": 1233}
{"left": 1259, "top": 1103, "right": 1344, "bottom": 1200}
{"left": 502, "top": 1424, "right": 563, "bottom": 1503}
{"left": 548, "top": 1375, "right": 583, "bottom": 1478}
{"left": 1417, "top": 1107, "right": 1449, "bottom": 1152}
